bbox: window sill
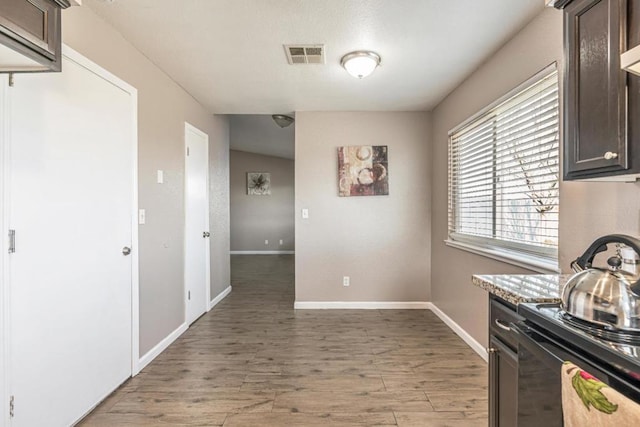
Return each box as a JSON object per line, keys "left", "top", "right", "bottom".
{"left": 444, "top": 239, "right": 561, "bottom": 274}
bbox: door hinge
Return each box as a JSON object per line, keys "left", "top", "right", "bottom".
{"left": 188, "top": 290, "right": 191, "bottom": 300}
{"left": 187, "top": 147, "right": 190, "bottom": 156}
{"left": 8, "top": 73, "right": 14, "bottom": 87}
{"left": 9, "top": 395, "right": 14, "bottom": 418}
{"left": 8, "top": 229, "right": 15, "bottom": 253}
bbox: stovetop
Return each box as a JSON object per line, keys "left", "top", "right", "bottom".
{"left": 559, "top": 311, "right": 640, "bottom": 345}
{"left": 519, "top": 302, "right": 640, "bottom": 374}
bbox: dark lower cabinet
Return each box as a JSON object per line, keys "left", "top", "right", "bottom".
{"left": 0, "top": 0, "right": 70, "bottom": 73}
{"left": 488, "top": 296, "right": 522, "bottom": 427}
{"left": 489, "top": 336, "right": 518, "bottom": 427}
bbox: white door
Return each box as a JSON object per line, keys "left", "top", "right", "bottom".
{"left": 7, "top": 50, "right": 136, "bottom": 426}
{"left": 184, "top": 123, "right": 210, "bottom": 325}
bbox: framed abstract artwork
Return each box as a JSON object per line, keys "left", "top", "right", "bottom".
{"left": 247, "top": 172, "right": 271, "bottom": 195}
{"left": 338, "top": 145, "right": 388, "bottom": 197}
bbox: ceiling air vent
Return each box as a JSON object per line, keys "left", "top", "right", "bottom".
{"left": 284, "top": 45, "right": 325, "bottom": 65}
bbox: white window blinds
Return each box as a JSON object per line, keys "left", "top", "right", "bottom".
{"left": 448, "top": 66, "right": 559, "bottom": 260}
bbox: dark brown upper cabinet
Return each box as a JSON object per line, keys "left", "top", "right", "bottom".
{"left": 0, "top": 0, "right": 70, "bottom": 73}
{"left": 565, "top": 0, "right": 627, "bottom": 178}
{"left": 560, "top": 0, "right": 640, "bottom": 180}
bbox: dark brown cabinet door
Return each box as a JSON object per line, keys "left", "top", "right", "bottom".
{"left": 564, "top": 0, "right": 629, "bottom": 179}
{"left": 0, "top": 0, "right": 69, "bottom": 72}
{"left": 627, "top": 0, "right": 640, "bottom": 165}
{"left": 489, "top": 336, "right": 518, "bottom": 427}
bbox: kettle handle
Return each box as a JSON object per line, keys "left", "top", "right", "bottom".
{"left": 574, "top": 234, "right": 640, "bottom": 270}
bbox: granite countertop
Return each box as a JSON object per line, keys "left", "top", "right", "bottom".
{"left": 472, "top": 274, "right": 572, "bottom": 305}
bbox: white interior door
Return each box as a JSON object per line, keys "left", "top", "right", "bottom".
{"left": 184, "top": 123, "right": 210, "bottom": 325}
{"left": 0, "top": 74, "right": 9, "bottom": 427}
{"left": 7, "top": 49, "right": 136, "bottom": 426}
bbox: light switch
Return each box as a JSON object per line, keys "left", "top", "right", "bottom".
{"left": 302, "top": 208, "right": 309, "bottom": 219}
{"left": 157, "top": 170, "right": 164, "bottom": 184}
{"left": 138, "top": 209, "right": 146, "bottom": 225}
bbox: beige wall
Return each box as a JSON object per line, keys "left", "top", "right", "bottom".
{"left": 295, "top": 112, "right": 431, "bottom": 302}
{"left": 63, "top": 7, "right": 231, "bottom": 355}
{"left": 208, "top": 121, "right": 231, "bottom": 301}
{"left": 431, "top": 8, "right": 640, "bottom": 348}
{"left": 230, "top": 150, "right": 294, "bottom": 251}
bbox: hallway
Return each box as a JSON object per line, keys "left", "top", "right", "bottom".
{"left": 81, "top": 255, "right": 487, "bottom": 426}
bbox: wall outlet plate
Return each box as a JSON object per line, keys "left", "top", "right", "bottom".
{"left": 343, "top": 276, "right": 350, "bottom": 287}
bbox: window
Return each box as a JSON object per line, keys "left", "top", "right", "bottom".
{"left": 448, "top": 65, "right": 559, "bottom": 267}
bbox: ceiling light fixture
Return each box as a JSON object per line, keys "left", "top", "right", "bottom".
{"left": 272, "top": 114, "right": 294, "bottom": 128}
{"left": 340, "top": 51, "right": 381, "bottom": 79}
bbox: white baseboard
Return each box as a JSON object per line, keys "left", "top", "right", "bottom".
{"left": 230, "top": 251, "right": 295, "bottom": 255}
{"left": 208, "top": 285, "right": 232, "bottom": 311}
{"left": 135, "top": 286, "right": 232, "bottom": 373}
{"left": 294, "top": 301, "right": 430, "bottom": 309}
{"left": 427, "top": 302, "right": 488, "bottom": 362}
{"left": 136, "top": 322, "right": 188, "bottom": 372}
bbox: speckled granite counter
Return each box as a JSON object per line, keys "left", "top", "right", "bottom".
{"left": 472, "top": 274, "right": 572, "bottom": 305}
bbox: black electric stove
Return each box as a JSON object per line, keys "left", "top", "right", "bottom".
{"left": 513, "top": 302, "right": 640, "bottom": 426}
{"left": 519, "top": 302, "right": 640, "bottom": 376}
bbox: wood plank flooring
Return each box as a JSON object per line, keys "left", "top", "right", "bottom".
{"left": 80, "top": 255, "right": 488, "bottom": 426}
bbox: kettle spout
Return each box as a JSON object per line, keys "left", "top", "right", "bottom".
{"left": 570, "top": 258, "right": 583, "bottom": 273}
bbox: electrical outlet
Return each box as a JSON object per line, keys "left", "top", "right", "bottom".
{"left": 138, "top": 209, "right": 146, "bottom": 225}
{"left": 265, "top": 240, "right": 269, "bottom": 245}
{"left": 343, "top": 276, "right": 350, "bottom": 287}
{"left": 279, "top": 239, "right": 283, "bottom": 245}
{"left": 302, "top": 208, "right": 309, "bottom": 219}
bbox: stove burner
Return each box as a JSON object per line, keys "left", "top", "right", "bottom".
{"left": 559, "top": 311, "right": 640, "bottom": 345}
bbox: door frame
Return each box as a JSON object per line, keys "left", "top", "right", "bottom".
{"left": 0, "top": 45, "right": 141, "bottom": 425}
{"left": 1, "top": 73, "right": 10, "bottom": 427}
{"left": 184, "top": 122, "right": 211, "bottom": 323}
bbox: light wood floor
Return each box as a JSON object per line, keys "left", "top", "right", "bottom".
{"left": 80, "top": 255, "right": 488, "bottom": 426}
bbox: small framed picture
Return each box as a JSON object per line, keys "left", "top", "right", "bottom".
{"left": 247, "top": 172, "right": 271, "bottom": 195}
{"left": 338, "top": 145, "right": 388, "bottom": 197}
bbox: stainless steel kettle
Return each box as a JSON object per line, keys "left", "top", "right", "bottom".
{"left": 561, "top": 234, "right": 640, "bottom": 332}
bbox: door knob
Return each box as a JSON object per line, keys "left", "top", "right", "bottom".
{"left": 203, "top": 231, "right": 211, "bottom": 238}
{"left": 122, "top": 246, "right": 131, "bottom": 256}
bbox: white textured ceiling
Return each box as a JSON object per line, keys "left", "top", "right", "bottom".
{"left": 229, "top": 115, "right": 295, "bottom": 159}
{"left": 85, "top": 0, "right": 543, "bottom": 114}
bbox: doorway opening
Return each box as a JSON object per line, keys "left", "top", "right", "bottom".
{"left": 227, "top": 114, "right": 295, "bottom": 298}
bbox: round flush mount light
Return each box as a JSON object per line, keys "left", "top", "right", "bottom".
{"left": 272, "top": 114, "right": 295, "bottom": 128}
{"left": 340, "top": 51, "right": 381, "bottom": 79}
